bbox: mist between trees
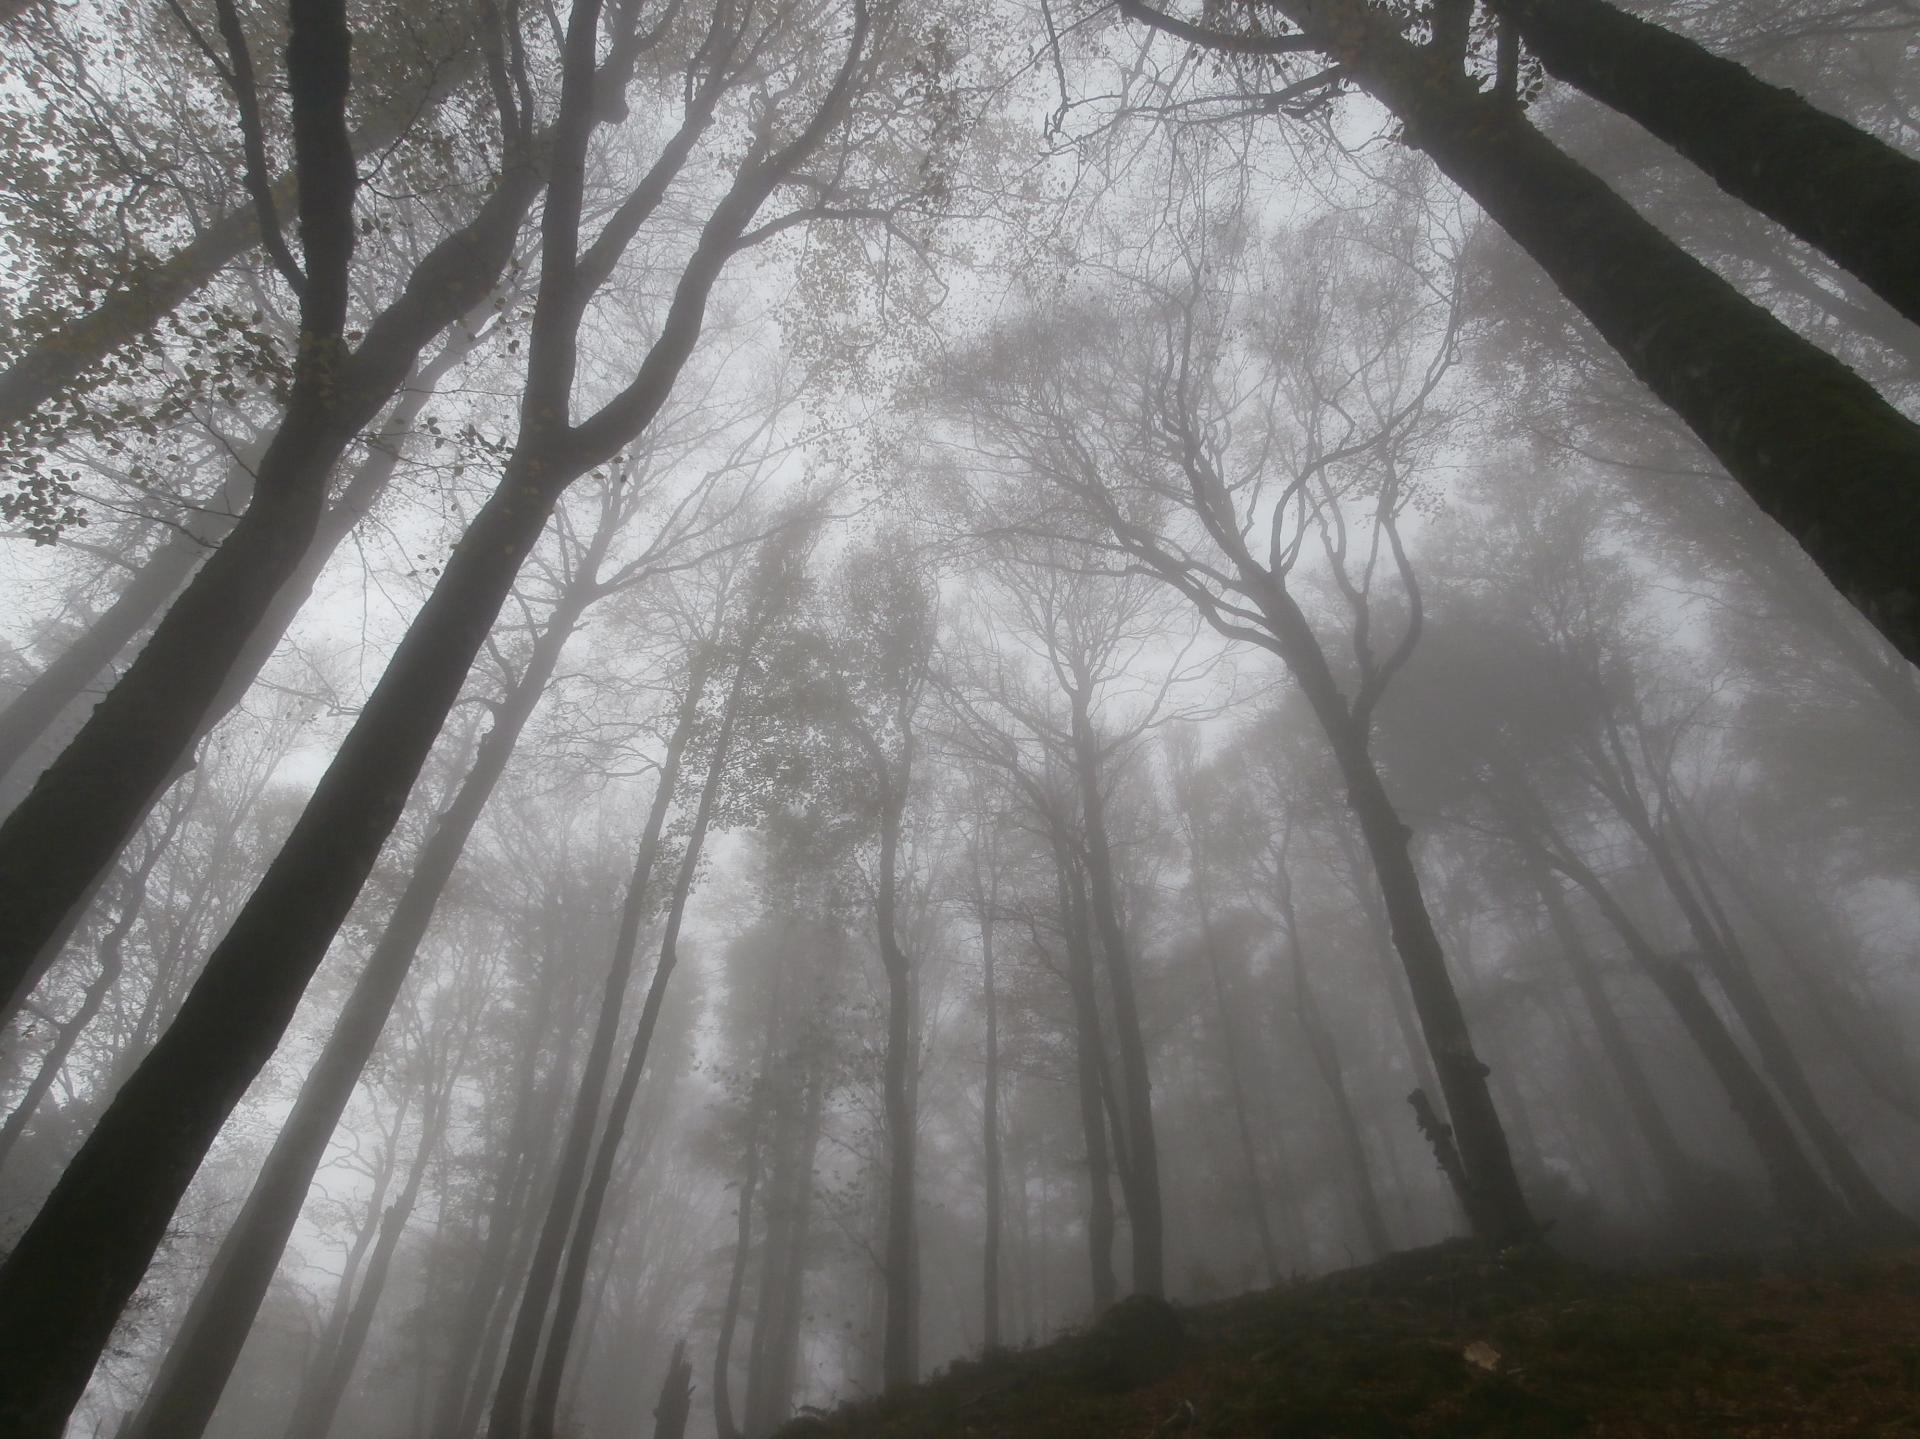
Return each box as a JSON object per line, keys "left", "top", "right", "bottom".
{"left": 0, "top": 0, "right": 1916, "bottom": 1435}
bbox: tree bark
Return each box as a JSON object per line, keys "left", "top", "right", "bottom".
{"left": 0, "top": 154, "right": 542, "bottom": 999}
{"left": 1218, "top": 0, "right": 1920, "bottom": 665}
{"left": 116, "top": 535, "right": 609, "bottom": 1439}
{"left": 1492, "top": 0, "right": 1920, "bottom": 328}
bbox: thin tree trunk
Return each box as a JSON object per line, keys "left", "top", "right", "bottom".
{"left": 286, "top": 1078, "right": 455, "bottom": 1439}
{"left": 1188, "top": 835, "right": 1282, "bottom": 1281}
{"left": 1514, "top": 833, "right": 1712, "bottom": 1217}
{"left": 1068, "top": 696, "right": 1164, "bottom": 1296}
{"left": 764, "top": 1065, "right": 824, "bottom": 1423}
{"left": 712, "top": 1095, "right": 763, "bottom": 1439}
{"left": 1054, "top": 841, "right": 1117, "bottom": 1312}
{"left": 975, "top": 883, "right": 1003, "bottom": 1349}
{"left": 876, "top": 776, "right": 919, "bottom": 1390}
{"left": 0, "top": 466, "right": 253, "bottom": 791}
{"left": 429, "top": 908, "right": 567, "bottom": 1439}
{"left": 485, "top": 660, "right": 710, "bottom": 1439}
{"left": 1492, "top": 0, "right": 1920, "bottom": 326}
{"left": 0, "top": 809, "right": 173, "bottom": 1169}
{"left": 1274, "top": 875, "right": 1390, "bottom": 1260}
{"left": 517, "top": 649, "right": 748, "bottom": 1439}
{"left": 1539, "top": 825, "right": 1845, "bottom": 1232}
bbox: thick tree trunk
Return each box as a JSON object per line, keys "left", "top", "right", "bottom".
{"left": 117, "top": 559, "right": 604, "bottom": 1439}
{"left": 485, "top": 661, "right": 709, "bottom": 1439}
{"left": 0, "top": 163, "right": 541, "bottom": 999}
{"left": 0, "top": 825, "right": 166, "bottom": 1168}
{"left": 1493, "top": 0, "right": 1920, "bottom": 328}
{"left": 517, "top": 654, "right": 746, "bottom": 1439}
{"left": 0, "top": 467, "right": 253, "bottom": 791}
{"left": 1068, "top": 697, "right": 1165, "bottom": 1296}
{"left": 1339, "top": 756, "right": 1533, "bottom": 1245}
{"left": 652, "top": 1340, "right": 694, "bottom": 1439}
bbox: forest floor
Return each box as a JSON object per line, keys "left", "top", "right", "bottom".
{"left": 775, "top": 1240, "right": 1920, "bottom": 1437}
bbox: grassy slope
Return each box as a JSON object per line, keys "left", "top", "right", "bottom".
{"left": 776, "top": 1242, "right": 1920, "bottom": 1437}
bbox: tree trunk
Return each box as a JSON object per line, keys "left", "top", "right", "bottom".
{"left": 0, "top": 162, "right": 541, "bottom": 998}
{"left": 1274, "top": 874, "right": 1390, "bottom": 1260}
{"left": 0, "top": 466, "right": 253, "bottom": 791}
{"left": 1068, "top": 696, "right": 1165, "bottom": 1296}
{"left": 877, "top": 780, "right": 920, "bottom": 1391}
{"left": 1513, "top": 833, "right": 1713, "bottom": 1218}
{"left": 516, "top": 651, "right": 746, "bottom": 1439}
{"left": 651, "top": 1340, "right": 694, "bottom": 1439}
{"left": 712, "top": 1099, "right": 762, "bottom": 1439}
{"left": 1493, "top": 0, "right": 1920, "bottom": 327}
{"left": 286, "top": 1077, "right": 453, "bottom": 1439}
{"left": 1231, "top": 0, "right": 1920, "bottom": 665}
{"left": 1189, "top": 834, "right": 1282, "bottom": 1281}
{"left": 1541, "top": 827, "right": 1846, "bottom": 1232}
{"left": 1054, "top": 840, "right": 1117, "bottom": 1312}
{"left": 482, "top": 663, "right": 708, "bottom": 1439}
{"left": 977, "top": 889, "right": 1003, "bottom": 1348}
{"left": 0, "top": 813, "right": 171, "bottom": 1169}
{"left": 115, "top": 550, "right": 609, "bottom": 1439}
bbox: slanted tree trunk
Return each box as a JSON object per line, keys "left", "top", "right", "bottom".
{"left": 1490, "top": 0, "right": 1920, "bottom": 327}
{"left": 1504, "top": 817, "right": 1717, "bottom": 1221}
{"left": 1272, "top": 863, "right": 1390, "bottom": 1260}
{"left": 517, "top": 648, "right": 749, "bottom": 1439}
{"left": 652, "top": 1340, "right": 694, "bottom": 1439}
{"left": 429, "top": 911, "right": 568, "bottom": 1439}
{"left": 1535, "top": 820, "right": 1845, "bottom": 1233}
{"left": 116, "top": 529, "right": 617, "bottom": 1439}
{"left": 485, "top": 661, "right": 711, "bottom": 1439}
{"left": 1332, "top": 14, "right": 1920, "bottom": 665}
{"left": 286, "top": 1072, "right": 456, "bottom": 1439}
{"left": 0, "top": 467, "right": 253, "bottom": 791}
{"left": 0, "top": 804, "right": 174, "bottom": 1169}
{"left": 0, "top": 141, "right": 543, "bottom": 999}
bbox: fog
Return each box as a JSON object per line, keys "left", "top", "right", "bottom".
{"left": 0, "top": 0, "right": 1917, "bottom": 1435}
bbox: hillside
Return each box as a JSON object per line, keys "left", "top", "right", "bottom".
{"left": 777, "top": 1243, "right": 1920, "bottom": 1438}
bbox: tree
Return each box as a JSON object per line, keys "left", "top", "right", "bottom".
{"left": 1108, "top": 0, "right": 1920, "bottom": 667}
